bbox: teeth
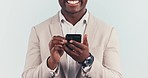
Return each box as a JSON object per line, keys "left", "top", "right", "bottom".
{"left": 67, "top": 1, "right": 79, "bottom": 4}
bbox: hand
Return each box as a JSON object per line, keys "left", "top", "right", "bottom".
{"left": 48, "top": 36, "right": 67, "bottom": 69}
{"left": 63, "top": 34, "right": 90, "bottom": 62}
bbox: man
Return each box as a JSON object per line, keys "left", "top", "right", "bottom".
{"left": 22, "top": 0, "right": 123, "bottom": 78}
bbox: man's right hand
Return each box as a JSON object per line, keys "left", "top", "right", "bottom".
{"left": 47, "top": 36, "right": 67, "bottom": 70}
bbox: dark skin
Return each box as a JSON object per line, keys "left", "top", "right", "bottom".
{"left": 63, "top": 34, "right": 90, "bottom": 62}
{"left": 61, "top": 9, "right": 86, "bottom": 25}
{"left": 59, "top": 0, "right": 88, "bottom": 25}
{"left": 48, "top": 0, "right": 90, "bottom": 70}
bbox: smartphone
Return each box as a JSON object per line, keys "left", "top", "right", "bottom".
{"left": 66, "top": 34, "right": 82, "bottom": 43}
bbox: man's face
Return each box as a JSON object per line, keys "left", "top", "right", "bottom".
{"left": 58, "top": 0, "right": 88, "bottom": 14}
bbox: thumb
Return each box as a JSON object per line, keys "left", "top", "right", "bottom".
{"left": 83, "top": 34, "right": 88, "bottom": 46}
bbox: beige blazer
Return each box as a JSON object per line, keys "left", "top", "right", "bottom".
{"left": 22, "top": 12, "right": 123, "bottom": 78}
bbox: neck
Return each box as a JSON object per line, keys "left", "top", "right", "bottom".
{"left": 61, "top": 9, "right": 87, "bottom": 25}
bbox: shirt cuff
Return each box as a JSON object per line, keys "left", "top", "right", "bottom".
{"left": 43, "top": 57, "right": 60, "bottom": 78}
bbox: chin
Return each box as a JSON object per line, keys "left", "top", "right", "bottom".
{"left": 66, "top": 8, "right": 86, "bottom": 14}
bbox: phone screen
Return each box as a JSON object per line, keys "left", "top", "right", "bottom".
{"left": 66, "top": 34, "right": 81, "bottom": 43}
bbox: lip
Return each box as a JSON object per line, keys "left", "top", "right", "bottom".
{"left": 66, "top": 0, "right": 81, "bottom": 7}
{"left": 67, "top": 0, "right": 79, "bottom": 4}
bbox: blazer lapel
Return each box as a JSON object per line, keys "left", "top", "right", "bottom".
{"left": 84, "top": 14, "right": 98, "bottom": 47}
{"left": 48, "top": 14, "right": 63, "bottom": 37}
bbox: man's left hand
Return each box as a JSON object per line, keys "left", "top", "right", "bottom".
{"left": 63, "top": 34, "right": 90, "bottom": 62}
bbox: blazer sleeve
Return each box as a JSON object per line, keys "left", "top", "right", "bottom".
{"left": 80, "top": 28, "right": 123, "bottom": 78}
{"left": 22, "top": 27, "right": 59, "bottom": 78}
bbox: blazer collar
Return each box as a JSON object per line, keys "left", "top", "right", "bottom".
{"left": 49, "top": 11, "right": 97, "bottom": 44}
{"left": 48, "top": 13, "right": 63, "bottom": 37}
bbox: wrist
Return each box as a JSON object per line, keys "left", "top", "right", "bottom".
{"left": 47, "top": 57, "right": 58, "bottom": 70}
{"left": 79, "top": 53, "right": 94, "bottom": 67}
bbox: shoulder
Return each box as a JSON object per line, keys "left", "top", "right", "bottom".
{"left": 90, "top": 13, "right": 113, "bottom": 29}
{"left": 29, "top": 13, "right": 59, "bottom": 37}
{"left": 33, "top": 13, "right": 59, "bottom": 31}
{"left": 89, "top": 13, "right": 114, "bottom": 35}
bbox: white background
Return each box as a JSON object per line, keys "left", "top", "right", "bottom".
{"left": 0, "top": 0, "right": 148, "bottom": 78}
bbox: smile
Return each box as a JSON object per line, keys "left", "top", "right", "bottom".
{"left": 67, "top": 0, "right": 80, "bottom": 4}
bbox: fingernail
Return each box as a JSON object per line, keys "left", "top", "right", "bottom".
{"left": 85, "top": 34, "right": 88, "bottom": 37}
{"left": 56, "top": 45, "right": 62, "bottom": 48}
{"left": 69, "top": 40, "right": 73, "bottom": 43}
{"left": 63, "top": 40, "right": 67, "bottom": 43}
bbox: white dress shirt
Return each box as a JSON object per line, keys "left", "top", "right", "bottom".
{"left": 59, "top": 11, "right": 89, "bottom": 78}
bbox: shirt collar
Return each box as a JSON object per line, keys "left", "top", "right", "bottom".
{"left": 59, "top": 10, "right": 89, "bottom": 25}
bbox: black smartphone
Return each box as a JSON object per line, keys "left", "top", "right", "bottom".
{"left": 66, "top": 34, "right": 82, "bottom": 43}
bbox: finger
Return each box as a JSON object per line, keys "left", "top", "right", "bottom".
{"left": 53, "top": 46, "right": 64, "bottom": 56}
{"left": 54, "top": 45, "right": 63, "bottom": 51}
{"left": 51, "top": 36, "right": 67, "bottom": 45}
{"left": 49, "top": 38, "right": 67, "bottom": 50}
{"left": 49, "top": 40, "right": 63, "bottom": 50}
{"left": 53, "top": 36, "right": 66, "bottom": 42}
{"left": 83, "top": 34, "right": 89, "bottom": 47}
{"left": 63, "top": 45, "right": 79, "bottom": 57}
{"left": 58, "top": 49, "right": 64, "bottom": 56}
{"left": 66, "top": 43, "right": 82, "bottom": 54}
{"left": 52, "top": 39, "right": 65, "bottom": 45}
{"left": 53, "top": 36, "right": 65, "bottom": 39}
{"left": 55, "top": 46, "right": 64, "bottom": 56}
{"left": 69, "top": 40, "right": 86, "bottom": 49}
{"left": 55, "top": 44, "right": 63, "bottom": 48}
